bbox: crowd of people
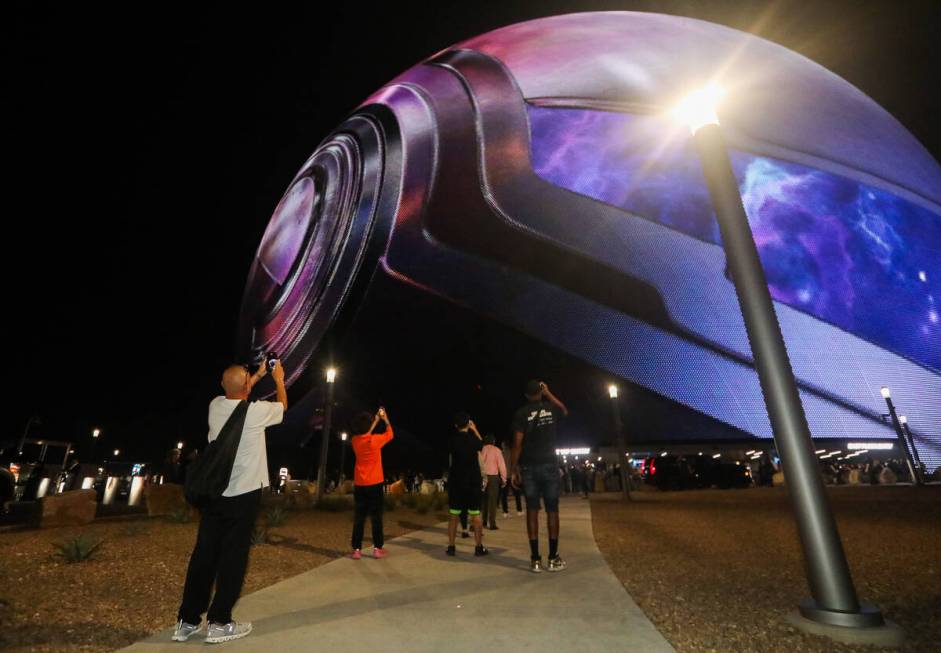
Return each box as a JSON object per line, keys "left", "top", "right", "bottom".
{"left": 172, "top": 362, "right": 570, "bottom": 644}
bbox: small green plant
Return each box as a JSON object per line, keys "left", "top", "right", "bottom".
{"left": 316, "top": 496, "right": 351, "bottom": 512}
{"left": 265, "top": 506, "right": 289, "bottom": 528}
{"left": 383, "top": 494, "right": 398, "bottom": 512}
{"left": 167, "top": 506, "right": 192, "bottom": 523}
{"left": 54, "top": 534, "right": 103, "bottom": 563}
{"left": 250, "top": 526, "right": 268, "bottom": 546}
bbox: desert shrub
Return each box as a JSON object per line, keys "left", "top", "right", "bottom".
{"left": 250, "top": 526, "right": 268, "bottom": 546}
{"left": 265, "top": 506, "right": 289, "bottom": 528}
{"left": 167, "top": 506, "right": 192, "bottom": 523}
{"left": 399, "top": 493, "right": 418, "bottom": 508}
{"left": 54, "top": 534, "right": 103, "bottom": 563}
{"left": 316, "top": 496, "right": 351, "bottom": 512}
{"left": 431, "top": 492, "right": 449, "bottom": 511}
{"left": 414, "top": 494, "right": 433, "bottom": 514}
{"left": 123, "top": 522, "right": 148, "bottom": 537}
{"left": 383, "top": 494, "right": 398, "bottom": 512}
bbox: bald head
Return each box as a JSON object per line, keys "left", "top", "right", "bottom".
{"left": 222, "top": 365, "right": 251, "bottom": 398}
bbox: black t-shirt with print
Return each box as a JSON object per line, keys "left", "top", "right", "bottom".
{"left": 449, "top": 429, "right": 483, "bottom": 487}
{"left": 511, "top": 401, "right": 562, "bottom": 466}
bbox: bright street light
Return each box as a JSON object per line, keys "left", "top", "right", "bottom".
{"left": 880, "top": 386, "right": 891, "bottom": 399}
{"left": 898, "top": 415, "right": 907, "bottom": 425}
{"left": 340, "top": 432, "right": 348, "bottom": 441}
{"left": 113, "top": 449, "right": 120, "bottom": 457}
{"left": 608, "top": 384, "right": 618, "bottom": 399}
{"left": 177, "top": 441, "right": 184, "bottom": 450}
{"left": 93, "top": 428, "right": 100, "bottom": 438}
{"left": 326, "top": 367, "right": 337, "bottom": 383}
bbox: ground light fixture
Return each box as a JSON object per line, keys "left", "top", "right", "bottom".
{"left": 676, "top": 85, "right": 893, "bottom": 639}
{"left": 317, "top": 367, "right": 338, "bottom": 505}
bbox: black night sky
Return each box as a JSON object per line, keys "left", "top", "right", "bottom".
{"left": 5, "top": 1, "right": 941, "bottom": 473}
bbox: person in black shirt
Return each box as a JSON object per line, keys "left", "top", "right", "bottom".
{"left": 510, "top": 380, "right": 569, "bottom": 573}
{"left": 446, "top": 412, "right": 488, "bottom": 557}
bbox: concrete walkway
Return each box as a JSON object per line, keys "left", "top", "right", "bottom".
{"left": 121, "top": 496, "right": 673, "bottom": 652}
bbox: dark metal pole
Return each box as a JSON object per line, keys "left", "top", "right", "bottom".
{"left": 900, "top": 420, "right": 924, "bottom": 475}
{"left": 881, "top": 392, "right": 923, "bottom": 486}
{"left": 609, "top": 388, "right": 631, "bottom": 500}
{"left": 316, "top": 378, "right": 335, "bottom": 504}
{"left": 693, "top": 123, "right": 883, "bottom": 627}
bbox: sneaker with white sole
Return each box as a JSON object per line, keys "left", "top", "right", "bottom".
{"left": 530, "top": 557, "right": 544, "bottom": 573}
{"left": 206, "top": 621, "right": 252, "bottom": 644}
{"left": 171, "top": 620, "right": 201, "bottom": 642}
{"left": 547, "top": 555, "right": 567, "bottom": 572}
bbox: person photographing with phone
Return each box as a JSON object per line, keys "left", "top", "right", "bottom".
{"left": 511, "top": 380, "right": 568, "bottom": 573}
{"left": 173, "top": 357, "right": 287, "bottom": 644}
{"left": 446, "top": 413, "right": 488, "bottom": 558}
{"left": 349, "top": 406, "right": 394, "bottom": 559}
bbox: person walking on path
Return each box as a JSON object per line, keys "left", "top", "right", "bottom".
{"left": 500, "top": 441, "right": 523, "bottom": 517}
{"left": 173, "top": 359, "right": 287, "bottom": 644}
{"left": 446, "top": 413, "right": 488, "bottom": 558}
{"left": 510, "top": 380, "right": 568, "bottom": 573}
{"left": 350, "top": 407, "right": 394, "bottom": 560}
{"left": 480, "top": 435, "right": 506, "bottom": 529}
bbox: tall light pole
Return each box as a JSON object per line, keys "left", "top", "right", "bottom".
{"left": 316, "top": 367, "right": 337, "bottom": 505}
{"left": 608, "top": 384, "right": 631, "bottom": 500}
{"left": 880, "top": 388, "right": 922, "bottom": 485}
{"left": 676, "top": 85, "right": 886, "bottom": 632}
{"left": 898, "top": 416, "right": 924, "bottom": 475}
{"left": 91, "top": 428, "right": 100, "bottom": 463}
{"left": 338, "top": 431, "right": 349, "bottom": 487}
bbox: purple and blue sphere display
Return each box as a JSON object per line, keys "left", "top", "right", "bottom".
{"left": 238, "top": 12, "right": 941, "bottom": 469}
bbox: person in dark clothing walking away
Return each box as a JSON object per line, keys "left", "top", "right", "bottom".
{"left": 446, "top": 413, "right": 488, "bottom": 557}
{"left": 510, "top": 380, "right": 569, "bottom": 573}
{"left": 173, "top": 359, "right": 287, "bottom": 644}
{"left": 350, "top": 407, "right": 394, "bottom": 559}
{"left": 480, "top": 434, "right": 506, "bottom": 530}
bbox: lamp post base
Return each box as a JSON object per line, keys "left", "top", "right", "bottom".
{"left": 786, "top": 600, "right": 902, "bottom": 647}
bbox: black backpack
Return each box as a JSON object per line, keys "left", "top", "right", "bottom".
{"left": 184, "top": 400, "right": 250, "bottom": 508}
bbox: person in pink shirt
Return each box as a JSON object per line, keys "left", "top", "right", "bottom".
{"left": 479, "top": 434, "right": 506, "bottom": 530}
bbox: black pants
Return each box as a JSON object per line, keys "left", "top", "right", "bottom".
{"left": 351, "top": 483, "right": 384, "bottom": 549}
{"left": 481, "top": 475, "right": 501, "bottom": 527}
{"left": 178, "top": 489, "right": 261, "bottom": 625}
{"left": 500, "top": 483, "right": 522, "bottom": 513}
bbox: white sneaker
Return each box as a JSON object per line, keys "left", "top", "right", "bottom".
{"left": 206, "top": 621, "right": 252, "bottom": 644}
{"left": 502, "top": 512, "right": 509, "bottom": 518}
{"left": 171, "top": 620, "right": 202, "bottom": 641}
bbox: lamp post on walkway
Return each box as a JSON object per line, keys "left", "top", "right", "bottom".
{"left": 898, "top": 416, "right": 924, "bottom": 475}
{"left": 608, "top": 384, "right": 631, "bottom": 500}
{"left": 880, "top": 387, "right": 922, "bottom": 485}
{"left": 91, "top": 428, "right": 100, "bottom": 463}
{"left": 675, "top": 85, "right": 887, "bottom": 632}
{"left": 338, "top": 431, "right": 349, "bottom": 487}
{"left": 316, "top": 367, "right": 337, "bottom": 505}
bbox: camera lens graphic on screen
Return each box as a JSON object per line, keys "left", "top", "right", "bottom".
{"left": 238, "top": 12, "right": 941, "bottom": 470}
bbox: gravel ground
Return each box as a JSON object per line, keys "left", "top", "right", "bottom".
{"left": 590, "top": 485, "right": 941, "bottom": 653}
{"left": 0, "top": 503, "right": 445, "bottom": 653}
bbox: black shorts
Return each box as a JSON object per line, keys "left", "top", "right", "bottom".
{"left": 449, "top": 481, "right": 481, "bottom": 516}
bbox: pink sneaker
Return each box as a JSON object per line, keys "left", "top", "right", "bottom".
{"left": 373, "top": 547, "right": 388, "bottom": 559}
{"left": 351, "top": 549, "right": 362, "bottom": 560}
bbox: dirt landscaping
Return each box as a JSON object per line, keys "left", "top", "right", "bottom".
{"left": 591, "top": 485, "right": 941, "bottom": 653}
{"left": 0, "top": 501, "right": 445, "bottom": 653}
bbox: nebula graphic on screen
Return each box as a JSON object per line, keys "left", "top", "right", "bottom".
{"left": 527, "top": 105, "right": 941, "bottom": 373}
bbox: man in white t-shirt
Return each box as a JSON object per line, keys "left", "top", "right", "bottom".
{"left": 173, "top": 359, "right": 287, "bottom": 644}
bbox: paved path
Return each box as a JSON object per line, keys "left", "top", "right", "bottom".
{"left": 121, "top": 496, "right": 673, "bottom": 652}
